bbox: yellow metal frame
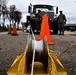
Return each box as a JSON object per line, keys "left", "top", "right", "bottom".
{"left": 47, "top": 45, "right": 67, "bottom": 75}
{"left": 7, "top": 44, "right": 67, "bottom": 75}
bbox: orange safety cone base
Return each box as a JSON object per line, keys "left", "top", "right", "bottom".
{"left": 8, "top": 27, "right": 12, "bottom": 34}
{"left": 8, "top": 32, "right": 11, "bottom": 34}
{"left": 22, "top": 28, "right": 24, "bottom": 32}
{"left": 37, "top": 38, "right": 54, "bottom": 45}
{"left": 12, "top": 23, "right": 18, "bottom": 36}
{"left": 47, "top": 41, "right": 54, "bottom": 45}
{"left": 12, "top": 34, "right": 18, "bottom": 36}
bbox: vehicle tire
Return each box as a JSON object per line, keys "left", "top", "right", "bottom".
{"left": 52, "top": 19, "right": 58, "bottom": 34}
{"left": 53, "top": 29, "right": 58, "bottom": 34}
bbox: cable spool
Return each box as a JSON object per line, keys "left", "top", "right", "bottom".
{"left": 26, "top": 35, "right": 48, "bottom": 71}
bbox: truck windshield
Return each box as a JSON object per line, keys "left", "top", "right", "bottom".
{"left": 33, "top": 5, "right": 54, "bottom": 13}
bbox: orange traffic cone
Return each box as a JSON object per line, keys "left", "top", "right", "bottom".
{"left": 8, "top": 26, "right": 12, "bottom": 34}
{"left": 22, "top": 27, "right": 24, "bottom": 32}
{"left": 12, "top": 22, "right": 18, "bottom": 36}
{"left": 37, "top": 14, "right": 54, "bottom": 45}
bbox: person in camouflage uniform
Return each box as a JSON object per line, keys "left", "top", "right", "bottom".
{"left": 35, "top": 10, "right": 41, "bottom": 32}
{"left": 58, "top": 11, "right": 67, "bottom": 35}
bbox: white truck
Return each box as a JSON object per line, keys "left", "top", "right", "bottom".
{"left": 25, "top": 3, "right": 58, "bottom": 34}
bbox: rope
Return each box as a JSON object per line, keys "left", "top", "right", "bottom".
{"left": 28, "top": 21, "right": 76, "bottom": 74}
{"left": 29, "top": 22, "right": 36, "bottom": 75}
{"left": 58, "top": 40, "right": 76, "bottom": 56}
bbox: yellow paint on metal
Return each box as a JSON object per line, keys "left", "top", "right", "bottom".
{"left": 7, "top": 44, "right": 67, "bottom": 75}
{"left": 47, "top": 45, "right": 67, "bottom": 75}
{"left": 27, "top": 62, "right": 48, "bottom": 74}
{"left": 7, "top": 44, "right": 28, "bottom": 75}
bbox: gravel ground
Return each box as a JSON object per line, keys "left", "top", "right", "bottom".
{"left": 0, "top": 32, "right": 76, "bottom": 75}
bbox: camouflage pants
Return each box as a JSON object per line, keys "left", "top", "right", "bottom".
{"left": 58, "top": 22, "right": 64, "bottom": 34}
{"left": 35, "top": 20, "right": 41, "bottom": 31}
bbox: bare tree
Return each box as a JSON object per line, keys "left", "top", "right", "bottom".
{"left": 0, "top": 0, "right": 22, "bottom": 29}
{"left": 14, "top": 10, "right": 22, "bottom": 29}
{"left": 0, "top": 0, "right": 9, "bottom": 28}
{"left": 1, "top": 0, "right": 9, "bottom": 6}
{"left": 9, "top": 5, "right": 16, "bottom": 26}
{"left": 0, "top": 0, "right": 2, "bottom": 27}
{"left": 9, "top": 5, "right": 22, "bottom": 29}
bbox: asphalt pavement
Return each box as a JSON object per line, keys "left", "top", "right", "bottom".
{"left": 0, "top": 30, "right": 76, "bottom": 75}
{"left": 0, "top": 30, "right": 76, "bottom": 35}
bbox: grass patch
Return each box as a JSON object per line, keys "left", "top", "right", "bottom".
{"left": 0, "top": 28, "right": 8, "bottom": 32}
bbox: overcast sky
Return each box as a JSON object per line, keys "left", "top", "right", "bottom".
{"left": 6, "top": 0, "right": 76, "bottom": 23}
{"left": 7, "top": 0, "right": 76, "bottom": 17}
